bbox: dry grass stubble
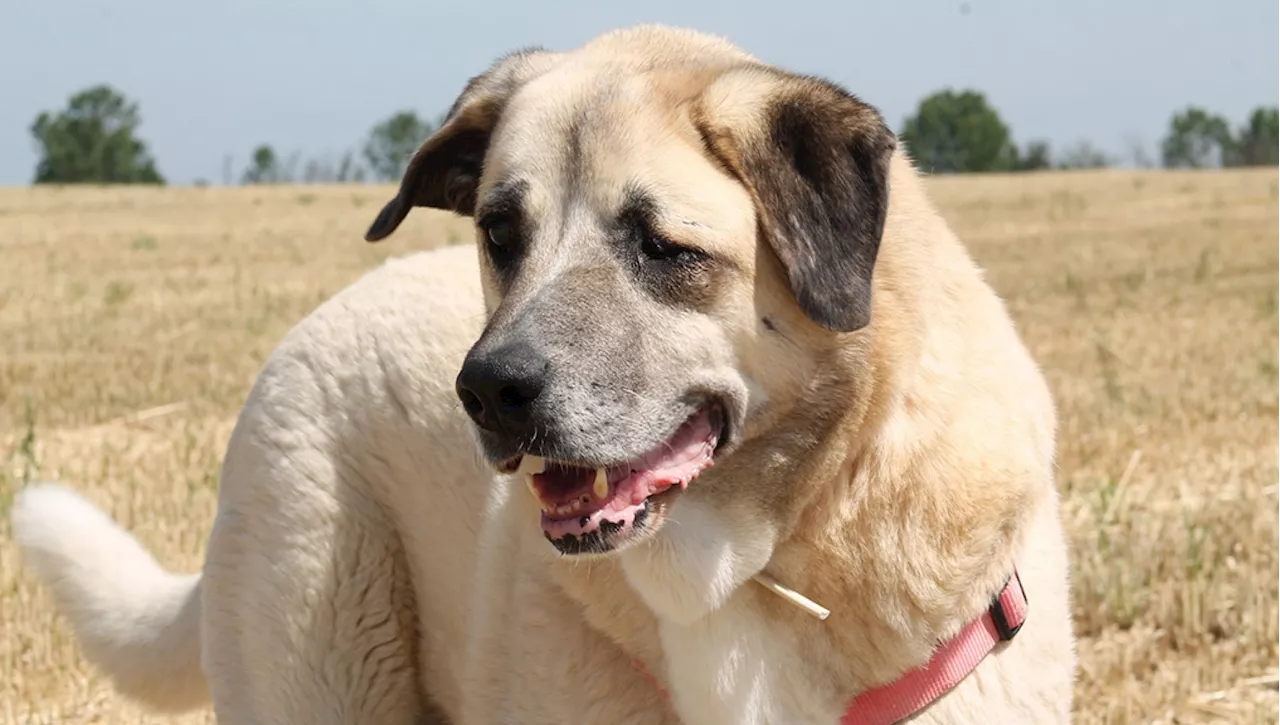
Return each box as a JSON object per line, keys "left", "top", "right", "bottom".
{"left": 1, "top": 169, "right": 1276, "bottom": 723}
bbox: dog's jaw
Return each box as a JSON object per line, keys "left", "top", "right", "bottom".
{"left": 618, "top": 496, "right": 778, "bottom": 625}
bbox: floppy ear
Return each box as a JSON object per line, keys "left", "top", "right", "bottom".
{"left": 365, "top": 48, "right": 561, "bottom": 242}
{"left": 692, "top": 68, "right": 897, "bottom": 332}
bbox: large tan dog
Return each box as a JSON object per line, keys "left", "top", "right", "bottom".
{"left": 12, "top": 24, "right": 1076, "bottom": 725}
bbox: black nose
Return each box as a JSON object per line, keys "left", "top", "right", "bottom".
{"left": 455, "top": 341, "right": 549, "bottom": 434}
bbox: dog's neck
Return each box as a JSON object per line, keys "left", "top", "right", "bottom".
{"left": 755, "top": 384, "right": 1034, "bottom": 690}
{"left": 739, "top": 212, "right": 1043, "bottom": 693}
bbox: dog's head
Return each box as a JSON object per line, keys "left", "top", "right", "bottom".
{"left": 367, "top": 26, "right": 896, "bottom": 558}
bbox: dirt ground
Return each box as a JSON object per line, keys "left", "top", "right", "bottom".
{"left": 1, "top": 167, "right": 1276, "bottom": 724}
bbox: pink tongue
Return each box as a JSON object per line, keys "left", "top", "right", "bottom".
{"left": 533, "top": 411, "right": 718, "bottom": 511}
{"left": 622, "top": 409, "right": 718, "bottom": 484}
{"left": 533, "top": 411, "right": 719, "bottom": 541}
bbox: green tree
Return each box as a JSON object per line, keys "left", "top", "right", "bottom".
{"left": 1014, "top": 140, "right": 1053, "bottom": 171}
{"left": 30, "top": 84, "right": 164, "bottom": 184}
{"left": 242, "top": 145, "right": 280, "bottom": 184}
{"left": 1160, "top": 107, "right": 1233, "bottom": 169}
{"left": 1227, "top": 106, "right": 1278, "bottom": 167}
{"left": 363, "top": 111, "right": 435, "bottom": 181}
{"left": 900, "top": 89, "right": 1017, "bottom": 173}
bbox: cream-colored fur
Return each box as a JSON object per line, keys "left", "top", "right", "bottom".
{"left": 11, "top": 24, "right": 1075, "bottom": 725}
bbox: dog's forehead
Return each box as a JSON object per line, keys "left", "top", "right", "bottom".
{"left": 476, "top": 26, "right": 758, "bottom": 211}
{"left": 496, "top": 70, "right": 658, "bottom": 160}
{"left": 484, "top": 71, "right": 675, "bottom": 206}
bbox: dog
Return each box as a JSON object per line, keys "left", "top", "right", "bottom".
{"left": 11, "top": 24, "right": 1076, "bottom": 724}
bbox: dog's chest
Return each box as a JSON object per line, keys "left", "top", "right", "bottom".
{"left": 658, "top": 599, "right": 844, "bottom": 725}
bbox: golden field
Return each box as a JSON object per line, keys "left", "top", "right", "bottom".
{"left": 0, "top": 168, "right": 1276, "bottom": 724}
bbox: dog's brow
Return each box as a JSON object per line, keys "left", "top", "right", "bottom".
{"left": 477, "top": 179, "right": 527, "bottom": 218}
{"left": 617, "top": 184, "right": 659, "bottom": 225}
{"left": 619, "top": 186, "right": 711, "bottom": 233}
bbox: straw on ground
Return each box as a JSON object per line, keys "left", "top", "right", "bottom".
{"left": 1, "top": 168, "right": 1276, "bottom": 724}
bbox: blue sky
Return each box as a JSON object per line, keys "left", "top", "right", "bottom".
{"left": 3, "top": 0, "right": 1276, "bottom": 185}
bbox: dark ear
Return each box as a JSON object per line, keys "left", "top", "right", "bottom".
{"left": 693, "top": 67, "right": 897, "bottom": 332}
{"left": 365, "top": 47, "right": 561, "bottom": 242}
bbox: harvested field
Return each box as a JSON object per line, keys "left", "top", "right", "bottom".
{"left": 1, "top": 167, "right": 1276, "bottom": 724}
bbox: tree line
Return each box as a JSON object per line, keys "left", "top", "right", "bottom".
{"left": 901, "top": 89, "right": 1278, "bottom": 173}
{"left": 28, "top": 85, "right": 441, "bottom": 186}
{"left": 27, "top": 83, "right": 1280, "bottom": 186}
{"left": 235, "top": 110, "right": 445, "bottom": 186}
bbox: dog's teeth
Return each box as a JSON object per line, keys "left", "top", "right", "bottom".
{"left": 525, "top": 476, "right": 539, "bottom": 498}
{"left": 593, "top": 468, "right": 609, "bottom": 499}
{"left": 518, "top": 455, "right": 547, "bottom": 475}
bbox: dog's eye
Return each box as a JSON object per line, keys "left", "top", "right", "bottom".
{"left": 483, "top": 216, "right": 516, "bottom": 250}
{"left": 478, "top": 214, "right": 521, "bottom": 269}
{"left": 639, "top": 227, "right": 702, "bottom": 265}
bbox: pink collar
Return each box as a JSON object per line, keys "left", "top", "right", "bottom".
{"left": 633, "top": 569, "right": 1028, "bottom": 725}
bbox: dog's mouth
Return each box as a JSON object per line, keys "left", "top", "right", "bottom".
{"left": 503, "top": 404, "right": 724, "bottom": 552}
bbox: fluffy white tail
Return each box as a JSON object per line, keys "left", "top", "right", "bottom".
{"left": 10, "top": 483, "right": 209, "bottom": 712}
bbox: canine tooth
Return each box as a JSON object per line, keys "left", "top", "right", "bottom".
{"left": 525, "top": 477, "right": 539, "bottom": 498}
{"left": 518, "top": 455, "right": 547, "bottom": 475}
{"left": 593, "top": 468, "right": 609, "bottom": 499}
